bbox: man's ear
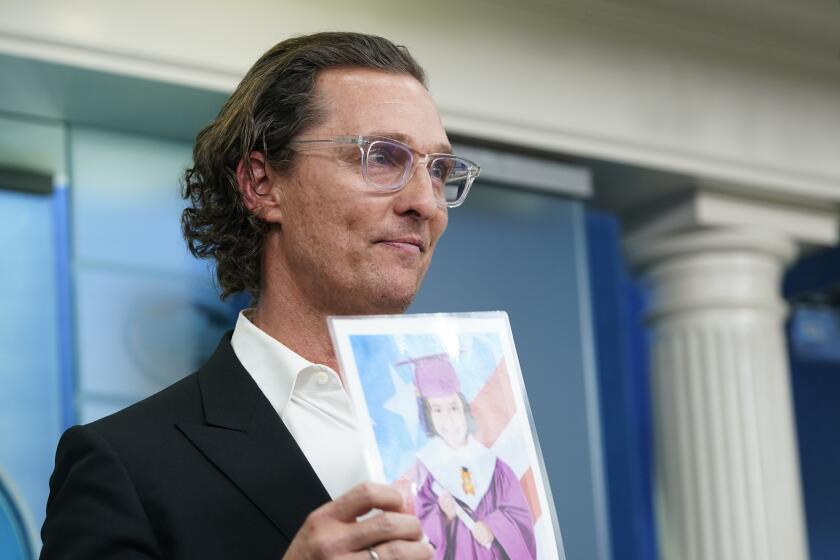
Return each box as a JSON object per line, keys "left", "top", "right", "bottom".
{"left": 236, "top": 151, "right": 285, "bottom": 224}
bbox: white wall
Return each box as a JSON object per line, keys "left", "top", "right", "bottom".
{"left": 1, "top": 0, "right": 839, "bottom": 205}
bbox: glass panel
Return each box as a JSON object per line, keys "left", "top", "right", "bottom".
{"left": 0, "top": 189, "right": 61, "bottom": 556}
{"left": 70, "top": 126, "right": 240, "bottom": 415}
{"left": 72, "top": 126, "right": 199, "bottom": 273}
{"left": 75, "top": 265, "right": 234, "bottom": 400}
{"left": 0, "top": 474, "right": 34, "bottom": 560}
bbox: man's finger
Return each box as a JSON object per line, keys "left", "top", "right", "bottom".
{"left": 351, "top": 540, "right": 435, "bottom": 560}
{"left": 345, "top": 512, "right": 423, "bottom": 551}
{"left": 328, "top": 482, "right": 405, "bottom": 521}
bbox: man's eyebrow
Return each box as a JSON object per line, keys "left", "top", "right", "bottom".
{"left": 369, "top": 131, "right": 453, "bottom": 154}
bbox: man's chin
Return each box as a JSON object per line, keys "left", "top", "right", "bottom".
{"left": 368, "top": 289, "right": 415, "bottom": 315}
{"left": 321, "top": 283, "right": 416, "bottom": 316}
{"left": 361, "top": 268, "right": 427, "bottom": 313}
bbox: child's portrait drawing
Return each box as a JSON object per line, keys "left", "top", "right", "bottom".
{"left": 330, "top": 313, "right": 564, "bottom": 560}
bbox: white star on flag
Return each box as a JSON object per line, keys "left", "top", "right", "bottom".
{"left": 383, "top": 365, "right": 421, "bottom": 444}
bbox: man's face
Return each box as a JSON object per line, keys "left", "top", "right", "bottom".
{"left": 271, "top": 68, "right": 450, "bottom": 315}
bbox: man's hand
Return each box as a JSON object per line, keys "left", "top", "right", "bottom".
{"left": 436, "top": 491, "right": 456, "bottom": 521}
{"left": 471, "top": 521, "right": 495, "bottom": 549}
{"left": 282, "top": 482, "right": 434, "bottom": 560}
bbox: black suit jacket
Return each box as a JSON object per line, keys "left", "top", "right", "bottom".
{"left": 41, "top": 334, "right": 331, "bottom": 559}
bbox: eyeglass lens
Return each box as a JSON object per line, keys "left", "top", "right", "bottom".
{"left": 366, "top": 140, "right": 472, "bottom": 204}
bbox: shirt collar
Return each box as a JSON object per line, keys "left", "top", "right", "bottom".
{"left": 230, "top": 309, "right": 315, "bottom": 418}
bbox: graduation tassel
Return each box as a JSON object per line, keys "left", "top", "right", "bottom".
{"left": 461, "top": 466, "right": 476, "bottom": 496}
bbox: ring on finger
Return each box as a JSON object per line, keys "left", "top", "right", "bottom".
{"left": 367, "top": 546, "right": 381, "bottom": 560}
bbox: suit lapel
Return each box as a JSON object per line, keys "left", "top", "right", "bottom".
{"left": 177, "top": 334, "right": 331, "bottom": 543}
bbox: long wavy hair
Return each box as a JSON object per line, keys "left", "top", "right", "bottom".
{"left": 181, "top": 32, "right": 427, "bottom": 300}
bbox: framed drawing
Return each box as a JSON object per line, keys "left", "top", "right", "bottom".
{"left": 329, "top": 312, "right": 565, "bottom": 559}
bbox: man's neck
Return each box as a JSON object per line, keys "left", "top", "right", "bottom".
{"left": 249, "top": 296, "right": 340, "bottom": 372}
{"left": 253, "top": 235, "right": 410, "bottom": 373}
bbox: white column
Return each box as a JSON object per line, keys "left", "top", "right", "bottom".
{"left": 627, "top": 227, "right": 809, "bottom": 560}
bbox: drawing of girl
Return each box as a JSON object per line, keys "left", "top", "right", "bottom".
{"left": 400, "top": 354, "right": 537, "bottom": 560}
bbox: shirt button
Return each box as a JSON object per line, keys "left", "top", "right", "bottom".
{"left": 316, "top": 371, "right": 330, "bottom": 385}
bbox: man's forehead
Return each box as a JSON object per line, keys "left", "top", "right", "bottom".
{"left": 313, "top": 68, "right": 449, "bottom": 151}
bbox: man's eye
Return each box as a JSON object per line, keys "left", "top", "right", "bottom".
{"left": 430, "top": 160, "right": 453, "bottom": 182}
{"left": 368, "top": 145, "right": 405, "bottom": 168}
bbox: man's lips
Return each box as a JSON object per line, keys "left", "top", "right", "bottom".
{"left": 376, "top": 236, "right": 426, "bottom": 254}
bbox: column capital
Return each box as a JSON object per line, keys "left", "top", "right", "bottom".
{"left": 623, "top": 190, "right": 838, "bottom": 321}
{"left": 626, "top": 227, "right": 796, "bottom": 321}
{"left": 624, "top": 189, "right": 838, "bottom": 255}
{"left": 625, "top": 226, "right": 797, "bottom": 272}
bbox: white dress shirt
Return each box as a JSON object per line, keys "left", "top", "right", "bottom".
{"left": 230, "top": 310, "right": 368, "bottom": 499}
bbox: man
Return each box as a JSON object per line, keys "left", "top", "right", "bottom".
{"left": 40, "top": 32, "right": 479, "bottom": 559}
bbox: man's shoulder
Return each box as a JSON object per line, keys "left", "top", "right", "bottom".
{"left": 76, "top": 371, "right": 204, "bottom": 459}
{"left": 93, "top": 372, "right": 202, "bottom": 426}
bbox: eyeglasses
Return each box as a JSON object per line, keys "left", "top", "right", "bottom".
{"left": 288, "top": 135, "right": 480, "bottom": 208}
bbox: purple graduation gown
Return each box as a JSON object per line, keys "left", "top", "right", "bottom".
{"left": 415, "top": 458, "right": 537, "bottom": 559}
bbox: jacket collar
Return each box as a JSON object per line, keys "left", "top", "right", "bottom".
{"left": 177, "top": 333, "right": 331, "bottom": 542}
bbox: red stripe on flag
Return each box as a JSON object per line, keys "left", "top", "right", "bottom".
{"left": 470, "top": 358, "right": 517, "bottom": 448}
{"left": 520, "top": 467, "right": 542, "bottom": 521}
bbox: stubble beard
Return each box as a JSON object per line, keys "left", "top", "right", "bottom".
{"left": 321, "top": 265, "right": 425, "bottom": 316}
{"left": 280, "top": 232, "right": 433, "bottom": 317}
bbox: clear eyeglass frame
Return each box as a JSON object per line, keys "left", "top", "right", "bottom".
{"left": 288, "top": 135, "right": 481, "bottom": 208}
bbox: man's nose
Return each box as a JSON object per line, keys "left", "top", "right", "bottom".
{"left": 393, "top": 163, "right": 442, "bottom": 218}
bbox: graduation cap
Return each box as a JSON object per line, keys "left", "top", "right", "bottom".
{"left": 395, "top": 353, "right": 461, "bottom": 398}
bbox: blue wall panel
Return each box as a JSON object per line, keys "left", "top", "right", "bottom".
{"left": 585, "top": 210, "right": 657, "bottom": 560}
{"left": 784, "top": 246, "right": 840, "bottom": 560}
